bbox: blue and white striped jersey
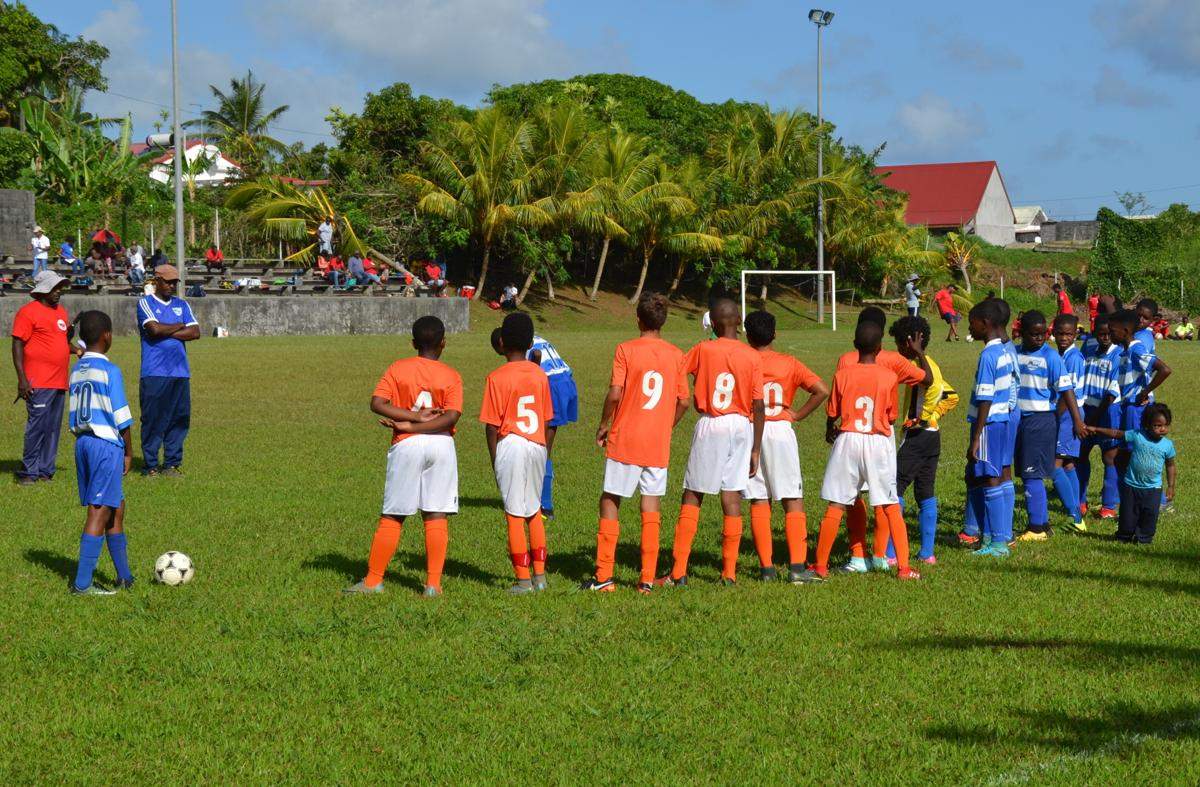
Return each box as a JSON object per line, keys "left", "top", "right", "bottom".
{"left": 1003, "top": 340, "right": 1020, "bottom": 415}
{"left": 1119, "top": 338, "right": 1156, "bottom": 404}
{"left": 1017, "top": 344, "right": 1071, "bottom": 413}
{"left": 968, "top": 338, "right": 1013, "bottom": 424}
{"left": 1061, "top": 344, "right": 1086, "bottom": 404}
{"left": 69, "top": 352, "right": 133, "bottom": 447}
{"left": 1082, "top": 341, "right": 1121, "bottom": 406}
{"left": 527, "top": 335, "right": 572, "bottom": 377}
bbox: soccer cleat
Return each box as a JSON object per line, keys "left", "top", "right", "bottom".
{"left": 1099, "top": 507, "right": 1117, "bottom": 520}
{"left": 579, "top": 578, "right": 616, "bottom": 593}
{"left": 1079, "top": 502, "right": 1088, "bottom": 517}
{"left": 1160, "top": 501, "right": 1176, "bottom": 515}
{"left": 886, "top": 557, "right": 898, "bottom": 568}
{"left": 163, "top": 466, "right": 183, "bottom": 478}
{"left": 871, "top": 556, "right": 893, "bottom": 572}
{"left": 793, "top": 567, "right": 828, "bottom": 584}
{"left": 973, "top": 543, "right": 1010, "bottom": 558}
{"left": 720, "top": 577, "right": 737, "bottom": 587}
{"left": 636, "top": 582, "right": 654, "bottom": 595}
{"left": 759, "top": 566, "right": 777, "bottom": 582}
{"left": 531, "top": 574, "right": 548, "bottom": 592}
{"left": 1062, "top": 519, "right": 1088, "bottom": 534}
{"left": 654, "top": 573, "right": 688, "bottom": 588}
{"left": 957, "top": 532, "right": 980, "bottom": 546}
{"left": 919, "top": 555, "right": 937, "bottom": 565}
{"left": 541, "top": 508, "right": 555, "bottom": 521}
{"left": 113, "top": 577, "right": 135, "bottom": 590}
{"left": 422, "top": 585, "right": 442, "bottom": 598}
{"left": 838, "top": 557, "right": 870, "bottom": 574}
{"left": 1017, "top": 530, "right": 1049, "bottom": 543}
{"left": 897, "top": 567, "right": 922, "bottom": 580}
{"left": 70, "top": 583, "right": 115, "bottom": 596}
{"left": 508, "top": 581, "right": 535, "bottom": 595}
{"left": 342, "top": 580, "right": 383, "bottom": 594}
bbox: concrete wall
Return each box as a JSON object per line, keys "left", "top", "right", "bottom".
{"left": 0, "top": 189, "right": 35, "bottom": 259}
{"left": 973, "top": 168, "right": 1017, "bottom": 246}
{"left": 0, "top": 294, "right": 470, "bottom": 336}
{"left": 1041, "top": 220, "right": 1099, "bottom": 245}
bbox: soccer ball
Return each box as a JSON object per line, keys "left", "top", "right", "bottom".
{"left": 154, "top": 551, "right": 194, "bottom": 586}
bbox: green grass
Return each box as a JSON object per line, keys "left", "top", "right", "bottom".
{"left": 3, "top": 305, "right": 1199, "bottom": 784}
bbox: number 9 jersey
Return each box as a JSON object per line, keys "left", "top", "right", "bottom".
{"left": 606, "top": 336, "right": 688, "bottom": 469}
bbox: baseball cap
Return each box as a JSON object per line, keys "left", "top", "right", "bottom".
{"left": 154, "top": 264, "right": 180, "bottom": 280}
{"left": 30, "top": 270, "right": 68, "bottom": 294}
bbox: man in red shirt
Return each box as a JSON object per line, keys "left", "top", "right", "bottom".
{"left": 933, "top": 284, "right": 961, "bottom": 342}
{"left": 1053, "top": 283, "right": 1073, "bottom": 317}
{"left": 1087, "top": 293, "right": 1100, "bottom": 332}
{"left": 11, "top": 271, "right": 77, "bottom": 484}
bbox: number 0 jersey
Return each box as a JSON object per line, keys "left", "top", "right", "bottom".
{"left": 479, "top": 360, "right": 555, "bottom": 446}
{"left": 69, "top": 352, "right": 133, "bottom": 447}
{"left": 606, "top": 336, "right": 688, "bottom": 468}
{"left": 827, "top": 362, "right": 901, "bottom": 437}
{"left": 757, "top": 349, "right": 823, "bottom": 422}
{"left": 373, "top": 356, "right": 464, "bottom": 445}
{"left": 682, "top": 337, "right": 764, "bottom": 418}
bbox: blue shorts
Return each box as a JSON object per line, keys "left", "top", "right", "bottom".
{"left": 1056, "top": 410, "right": 1081, "bottom": 459}
{"left": 969, "top": 420, "right": 1009, "bottom": 479}
{"left": 1016, "top": 411, "right": 1056, "bottom": 479}
{"left": 75, "top": 435, "right": 124, "bottom": 508}
{"left": 547, "top": 372, "right": 578, "bottom": 428}
{"left": 1121, "top": 401, "right": 1146, "bottom": 433}
{"left": 1003, "top": 411, "right": 1020, "bottom": 468}
{"left": 1082, "top": 404, "right": 1121, "bottom": 451}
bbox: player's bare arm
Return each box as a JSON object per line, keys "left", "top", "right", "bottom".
{"left": 1063, "top": 389, "right": 1087, "bottom": 439}
{"left": 394, "top": 410, "right": 462, "bottom": 435}
{"left": 790, "top": 379, "right": 830, "bottom": 422}
{"left": 673, "top": 398, "right": 689, "bottom": 427}
{"left": 596, "top": 384, "right": 623, "bottom": 446}
{"left": 142, "top": 320, "right": 186, "bottom": 339}
{"left": 174, "top": 324, "right": 201, "bottom": 342}
{"left": 749, "top": 398, "right": 765, "bottom": 477}
{"left": 1137, "top": 358, "right": 1171, "bottom": 406}
{"left": 545, "top": 425, "right": 557, "bottom": 457}
{"left": 484, "top": 423, "right": 499, "bottom": 466}
{"left": 121, "top": 426, "right": 132, "bottom": 475}
{"left": 906, "top": 335, "right": 933, "bottom": 385}
{"left": 12, "top": 339, "right": 31, "bottom": 400}
{"left": 371, "top": 395, "right": 437, "bottom": 424}
{"left": 824, "top": 415, "right": 839, "bottom": 445}
{"left": 1165, "top": 457, "right": 1176, "bottom": 501}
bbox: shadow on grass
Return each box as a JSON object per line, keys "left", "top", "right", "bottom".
{"left": 458, "top": 496, "right": 499, "bottom": 511}
{"left": 883, "top": 634, "right": 1200, "bottom": 663}
{"left": 978, "top": 562, "right": 1200, "bottom": 597}
{"left": 0, "top": 459, "right": 28, "bottom": 475}
{"left": 302, "top": 551, "right": 506, "bottom": 591}
{"left": 24, "top": 548, "right": 75, "bottom": 581}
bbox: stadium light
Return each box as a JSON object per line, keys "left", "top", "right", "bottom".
{"left": 808, "top": 9, "right": 834, "bottom": 25}
{"left": 170, "top": 0, "right": 185, "bottom": 288}
{"left": 809, "top": 9, "right": 833, "bottom": 324}
{"left": 145, "top": 133, "right": 175, "bottom": 148}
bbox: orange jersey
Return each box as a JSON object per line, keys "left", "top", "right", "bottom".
{"left": 478, "top": 360, "right": 555, "bottom": 446}
{"left": 758, "top": 349, "right": 823, "bottom": 422}
{"left": 373, "top": 356, "right": 464, "bottom": 445}
{"left": 683, "top": 337, "right": 764, "bottom": 417}
{"left": 836, "top": 348, "right": 924, "bottom": 386}
{"left": 606, "top": 336, "right": 688, "bottom": 468}
{"left": 827, "top": 362, "right": 902, "bottom": 437}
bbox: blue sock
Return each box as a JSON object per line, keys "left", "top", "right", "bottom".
{"left": 541, "top": 458, "right": 554, "bottom": 512}
{"left": 1102, "top": 464, "right": 1120, "bottom": 509}
{"left": 1076, "top": 458, "right": 1091, "bottom": 506}
{"left": 1066, "top": 466, "right": 1081, "bottom": 511}
{"left": 885, "top": 497, "right": 903, "bottom": 559}
{"left": 106, "top": 532, "right": 133, "bottom": 581}
{"left": 1052, "top": 468, "right": 1082, "bottom": 523}
{"left": 984, "top": 486, "right": 1010, "bottom": 543}
{"left": 1000, "top": 480, "right": 1016, "bottom": 540}
{"left": 1025, "top": 478, "right": 1049, "bottom": 529}
{"left": 918, "top": 497, "right": 938, "bottom": 559}
{"left": 963, "top": 488, "right": 981, "bottom": 536}
{"left": 73, "top": 533, "right": 104, "bottom": 590}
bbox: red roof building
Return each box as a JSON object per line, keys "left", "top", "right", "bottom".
{"left": 874, "top": 160, "right": 1016, "bottom": 246}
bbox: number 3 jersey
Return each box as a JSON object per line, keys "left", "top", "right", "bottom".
{"left": 827, "top": 361, "right": 902, "bottom": 438}
{"left": 479, "top": 360, "right": 555, "bottom": 446}
{"left": 606, "top": 336, "right": 688, "bottom": 468}
{"left": 69, "top": 352, "right": 133, "bottom": 447}
{"left": 682, "top": 337, "right": 764, "bottom": 419}
{"left": 374, "top": 356, "right": 464, "bottom": 444}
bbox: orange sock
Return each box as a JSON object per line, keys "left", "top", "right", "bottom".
{"left": 424, "top": 518, "right": 448, "bottom": 590}
{"left": 872, "top": 505, "right": 891, "bottom": 559}
{"left": 848, "top": 498, "right": 868, "bottom": 558}
{"left": 595, "top": 518, "right": 620, "bottom": 582}
{"left": 670, "top": 503, "right": 701, "bottom": 580}
{"left": 721, "top": 515, "right": 743, "bottom": 579}
{"left": 506, "top": 514, "right": 531, "bottom": 580}
{"left": 886, "top": 504, "right": 909, "bottom": 571}
{"left": 784, "top": 511, "right": 807, "bottom": 566}
{"left": 814, "top": 506, "right": 844, "bottom": 571}
{"left": 750, "top": 502, "right": 773, "bottom": 568}
{"left": 528, "top": 511, "right": 547, "bottom": 575}
{"left": 639, "top": 511, "right": 661, "bottom": 584}
{"left": 365, "top": 516, "right": 402, "bottom": 588}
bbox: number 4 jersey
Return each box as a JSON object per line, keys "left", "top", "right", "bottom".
{"left": 827, "top": 361, "right": 901, "bottom": 437}
{"left": 682, "top": 337, "right": 764, "bottom": 419}
{"left": 606, "top": 336, "right": 689, "bottom": 469}
{"left": 374, "top": 356, "right": 465, "bottom": 444}
{"left": 479, "top": 360, "right": 555, "bottom": 446}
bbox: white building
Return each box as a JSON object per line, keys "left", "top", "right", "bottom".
{"left": 1013, "top": 205, "right": 1049, "bottom": 243}
{"left": 132, "top": 140, "right": 244, "bottom": 187}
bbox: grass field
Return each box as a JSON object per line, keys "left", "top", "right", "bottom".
{"left": 3, "top": 295, "right": 1199, "bottom": 784}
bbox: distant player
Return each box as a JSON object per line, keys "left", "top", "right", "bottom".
{"left": 660, "top": 298, "right": 764, "bottom": 586}
{"left": 933, "top": 284, "right": 961, "bottom": 342}
{"left": 345, "top": 316, "right": 462, "bottom": 597}
{"left": 582, "top": 293, "right": 689, "bottom": 593}
{"left": 481, "top": 313, "right": 556, "bottom": 594}
{"left": 1051, "top": 313, "right": 1088, "bottom": 533}
{"left": 796, "top": 320, "right": 920, "bottom": 582}
{"left": 741, "top": 310, "right": 828, "bottom": 582}
{"left": 1076, "top": 314, "right": 1122, "bottom": 519}
{"left": 527, "top": 332, "right": 578, "bottom": 519}
{"left": 67, "top": 311, "right": 135, "bottom": 595}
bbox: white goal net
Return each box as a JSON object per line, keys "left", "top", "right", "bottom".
{"left": 739, "top": 269, "right": 838, "bottom": 331}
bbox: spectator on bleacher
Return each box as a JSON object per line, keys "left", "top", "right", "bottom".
{"left": 60, "top": 237, "right": 83, "bottom": 276}
{"left": 364, "top": 256, "right": 386, "bottom": 284}
{"left": 11, "top": 271, "right": 77, "bottom": 485}
{"left": 317, "top": 216, "right": 335, "bottom": 256}
{"left": 348, "top": 254, "right": 381, "bottom": 286}
{"left": 147, "top": 248, "right": 167, "bottom": 271}
{"left": 127, "top": 244, "right": 146, "bottom": 286}
{"left": 138, "top": 264, "right": 200, "bottom": 477}
{"left": 29, "top": 227, "right": 50, "bottom": 277}
{"left": 424, "top": 261, "right": 447, "bottom": 295}
{"left": 500, "top": 282, "right": 519, "bottom": 311}
{"left": 204, "top": 245, "right": 226, "bottom": 274}
{"left": 326, "top": 255, "right": 346, "bottom": 289}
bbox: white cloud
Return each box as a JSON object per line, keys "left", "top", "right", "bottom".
{"left": 1093, "top": 64, "right": 1171, "bottom": 108}
{"left": 1094, "top": 0, "right": 1200, "bottom": 76}
{"left": 942, "top": 38, "right": 1023, "bottom": 73}
{"left": 889, "top": 92, "right": 984, "bottom": 158}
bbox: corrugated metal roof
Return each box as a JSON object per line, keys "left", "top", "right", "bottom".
{"left": 874, "top": 161, "right": 1000, "bottom": 228}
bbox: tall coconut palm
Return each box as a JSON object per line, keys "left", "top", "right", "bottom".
{"left": 400, "top": 108, "right": 552, "bottom": 298}
{"left": 187, "top": 71, "right": 289, "bottom": 176}
{"left": 225, "top": 178, "right": 364, "bottom": 263}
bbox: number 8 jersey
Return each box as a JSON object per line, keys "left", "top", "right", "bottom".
{"left": 682, "top": 337, "right": 764, "bottom": 418}
{"left": 606, "top": 336, "right": 689, "bottom": 469}
{"left": 479, "top": 360, "right": 555, "bottom": 446}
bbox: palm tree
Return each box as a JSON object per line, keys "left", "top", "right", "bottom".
{"left": 400, "top": 108, "right": 552, "bottom": 299}
{"left": 225, "top": 178, "right": 364, "bottom": 263}
{"left": 21, "top": 94, "right": 139, "bottom": 205}
{"left": 187, "top": 71, "right": 289, "bottom": 176}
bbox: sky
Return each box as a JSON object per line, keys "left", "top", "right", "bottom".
{"left": 28, "top": 0, "right": 1200, "bottom": 220}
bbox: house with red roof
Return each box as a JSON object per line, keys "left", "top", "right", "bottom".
{"left": 874, "top": 160, "right": 1016, "bottom": 246}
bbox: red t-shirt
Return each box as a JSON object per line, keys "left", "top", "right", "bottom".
{"left": 1057, "top": 290, "right": 1073, "bottom": 315}
{"left": 11, "top": 300, "right": 71, "bottom": 389}
{"left": 934, "top": 289, "right": 955, "bottom": 315}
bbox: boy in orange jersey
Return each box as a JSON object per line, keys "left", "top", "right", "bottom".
{"left": 480, "top": 312, "right": 556, "bottom": 595}
{"left": 345, "top": 316, "right": 463, "bottom": 597}
{"left": 796, "top": 320, "right": 922, "bottom": 582}
{"left": 742, "top": 310, "right": 829, "bottom": 583}
{"left": 659, "top": 297, "right": 765, "bottom": 587}
{"left": 582, "top": 292, "right": 690, "bottom": 594}
{"left": 834, "top": 308, "right": 929, "bottom": 573}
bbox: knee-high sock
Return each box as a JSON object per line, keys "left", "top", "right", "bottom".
{"left": 640, "top": 512, "right": 661, "bottom": 584}
{"left": 872, "top": 506, "right": 892, "bottom": 559}
{"left": 424, "top": 518, "right": 448, "bottom": 590}
{"left": 670, "top": 504, "right": 701, "bottom": 580}
{"left": 784, "top": 511, "right": 807, "bottom": 566}
{"left": 528, "top": 512, "right": 547, "bottom": 575}
{"left": 1102, "top": 464, "right": 1120, "bottom": 509}
{"left": 73, "top": 533, "right": 104, "bottom": 590}
{"left": 506, "top": 514, "right": 531, "bottom": 580}
{"left": 986, "top": 485, "right": 1011, "bottom": 543}
{"left": 721, "top": 515, "right": 743, "bottom": 580}
{"left": 999, "top": 480, "right": 1016, "bottom": 539}
{"left": 886, "top": 504, "right": 909, "bottom": 571}
{"left": 814, "top": 507, "right": 844, "bottom": 571}
{"left": 917, "top": 497, "right": 938, "bottom": 559}
{"left": 1025, "top": 478, "right": 1049, "bottom": 529}
{"left": 1052, "top": 468, "right": 1082, "bottom": 523}
{"left": 749, "top": 503, "right": 773, "bottom": 567}
{"left": 1076, "top": 456, "right": 1092, "bottom": 506}
{"left": 106, "top": 532, "right": 132, "bottom": 581}
{"left": 595, "top": 518, "right": 620, "bottom": 582}
{"left": 885, "top": 498, "right": 907, "bottom": 559}
{"left": 541, "top": 458, "right": 554, "bottom": 512}
{"left": 1066, "top": 467, "right": 1082, "bottom": 511}
{"left": 963, "top": 487, "right": 980, "bottom": 536}
{"left": 847, "top": 498, "right": 868, "bottom": 558}
{"left": 365, "top": 516, "right": 402, "bottom": 588}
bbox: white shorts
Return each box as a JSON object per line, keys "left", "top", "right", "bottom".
{"left": 745, "top": 420, "right": 803, "bottom": 501}
{"left": 603, "top": 459, "right": 668, "bottom": 498}
{"left": 381, "top": 434, "right": 459, "bottom": 516}
{"left": 820, "top": 432, "right": 898, "bottom": 507}
{"left": 494, "top": 434, "right": 548, "bottom": 517}
{"left": 683, "top": 414, "right": 752, "bottom": 495}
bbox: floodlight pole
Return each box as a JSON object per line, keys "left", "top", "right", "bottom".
{"left": 814, "top": 16, "right": 826, "bottom": 326}
{"left": 170, "top": 0, "right": 186, "bottom": 288}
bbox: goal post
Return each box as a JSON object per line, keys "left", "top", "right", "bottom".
{"left": 740, "top": 269, "right": 837, "bottom": 331}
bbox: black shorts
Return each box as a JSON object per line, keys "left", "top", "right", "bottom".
{"left": 1117, "top": 486, "right": 1160, "bottom": 544}
{"left": 897, "top": 428, "right": 940, "bottom": 502}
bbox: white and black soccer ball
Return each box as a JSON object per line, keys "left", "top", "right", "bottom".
{"left": 154, "top": 551, "right": 194, "bottom": 586}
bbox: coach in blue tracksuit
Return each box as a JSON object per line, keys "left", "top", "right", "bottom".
{"left": 137, "top": 264, "right": 200, "bottom": 476}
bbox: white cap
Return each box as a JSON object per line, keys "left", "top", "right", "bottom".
{"left": 33, "top": 225, "right": 43, "bottom": 233}
{"left": 30, "top": 270, "right": 68, "bottom": 295}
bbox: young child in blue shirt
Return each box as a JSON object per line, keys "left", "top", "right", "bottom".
{"left": 67, "top": 310, "right": 135, "bottom": 595}
{"left": 1087, "top": 403, "right": 1175, "bottom": 544}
